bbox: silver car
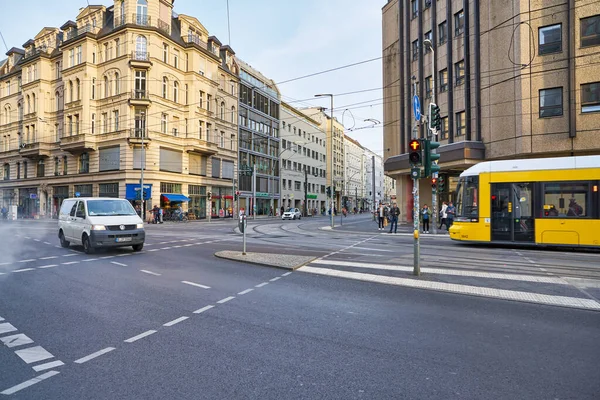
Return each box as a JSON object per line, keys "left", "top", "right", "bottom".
{"left": 281, "top": 208, "right": 302, "bottom": 220}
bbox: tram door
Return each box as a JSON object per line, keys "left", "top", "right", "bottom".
{"left": 491, "top": 183, "right": 534, "bottom": 242}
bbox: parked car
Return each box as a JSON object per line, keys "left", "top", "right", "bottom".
{"left": 282, "top": 208, "right": 302, "bottom": 220}
{"left": 58, "top": 197, "right": 145, "bottom": 254}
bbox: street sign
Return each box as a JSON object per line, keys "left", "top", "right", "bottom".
{"left": 29, "top": 194, "right": 37, "bottom": 199}
{"left": 413, "top": 95, "right": 421, "bottom": 121}
{"left": 75, "top": 192, "right": 80, "bottom": 197}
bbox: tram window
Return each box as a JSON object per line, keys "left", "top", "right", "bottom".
{"left": 543, "top": 182, "right": 589, "bottom": 217}
{"left": 456, "top": 176, "right": 479, "bottom": 218}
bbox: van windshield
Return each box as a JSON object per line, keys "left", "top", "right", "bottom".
{"left": 87, "top": 200, "right": 138, "bottom": 217}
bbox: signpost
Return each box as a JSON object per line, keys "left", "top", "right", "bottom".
{"left": 413, "top": 94, "right": 421, "bottom": 122}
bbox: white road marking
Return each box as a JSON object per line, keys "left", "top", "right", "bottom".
{"left": 349, "top": 246, "right": 395, "bottom": 252}
{"left": 238, "top": 288, "right": 254, "bottom": 295}
{"left": 61, "top": 261, "right": 79, "bottom": 265}
{"left": 24, "top": 236, "right": 31, "bottom": 239}
{"left": 269, "top": 277, "right": 281, "bottom": 282}
{"left": 70, "top": 250, "right": 80, "bottom": 253}
{"left": 74, "top": 347, "right": 116, "bottom": 364}
{"left": 193, "top": 305, "right": 214, "bottom": 314}
{"left": 82, "top": 258, "right": 98, "bottom": 262}
{"left": 14, "top": 346, "right": 54, "bottom": 364}
{"left": 32, "top": 360, "right": 64, "bottom": 372}
{"left": 33, "top": 239, "right": 40, "bottom": 242}
{"left": 110, "top": 262, "right": 128, "bottom": 267}
{"left": 161, "top": 247, "right": 172, "bottom": 250}
{"left": 163, "top": 316, "right": 189, "bottom": 327}
{"left": 99, "top": 256, "right": 114, "bottom": 259}
{"left": 181, "top": 280, "right": 211, "bottom": 289}
{"left": 0, "top": 323, "right": 18, "bottom": 335}
{"left": 124, "top": 330, "right": 157, "bottom": 343}
{"left": 309, "top": 260, "right": 569, "bottom": 284}
{"left": 18, "top": 259, "right": 36, "bottom": 263}
{"left": 0, "top": 316, "right": 3, "bottom": 321}
{"left": 0, "top": 371, "right": 60, "bottom": 395}
{"left": 140, "top": 269, "right": 161, "bottom": 276}
{"left": 183, "top": 244, "right": 194, "bottom": 247}
{"left": 255, "top": 282, "right": 269, "bottom": 288}
{"left": 300, "top": 266, "right": 600, "bottom": 310}
{"left": 43, "top": 242, "right": 52, "bottom": 245}
{"left": 147, "top": 249, "right": 159, "bottom": 252}
{"left": 55, "top": 245, "right": 61, "bottom": 248}
{"left": 13, "top": 268, "right": 35, "bottom": 273}
{"left": 0, "top": 333, "right": 34, "bottom": 348}
{"left": 281, "top": 272, "right": 292, "bottom": 277}
{"left": 40, "top": 256, "right": 58, "bottom": 260}
{"left": 0, "top": 262, "right": 11, "bottom": 266}
{"left": 38, "top": 265, "right": 58, "bottom": 269}
{"left": 62, "top": 254, "right": 77, "bottom": 257}
{"left": 217, "top": 296, "right": 235, "bottom": 304}
{"left": 172, "top": 245, "right": 182, "bottom": 248}
{"left": 116, "top": 254, "right": 131, "bottom": 257}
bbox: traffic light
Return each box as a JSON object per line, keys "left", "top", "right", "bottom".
{"left": 429, "top": 103, "right": 441, "bottom": 132}
{"left": 438, "top": 175, "right": 446, "bottom": 192}
{"left": 326, "top": 186, "right": 331, "bottom": 197}
{"left": 408, "top": 139, "right": 422, "bottom": 165}
{"left": 423, "top": 139, "right": 441, "bottom": 178}
{"left": 431, "top": 177, "right": 437, "bottom": 190}
{"left": 234, "top": 191, "right": 239, "bottom": 201}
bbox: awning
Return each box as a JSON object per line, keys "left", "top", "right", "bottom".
{"left": 161, "top": 193, "right": 191, "bottom": 203}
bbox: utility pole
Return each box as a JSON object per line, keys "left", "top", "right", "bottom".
{"left": 304, "top": 168, "right": 308, "bottom": 217}
{"left": 424, "top": 39, "right": 438, "bottom": 235}
{"left": 252, "top": 164, "right": 256, "bottom": 220}
{"left": 371, "top": 155, "right": 376, "bottom": 213}
{"left": 411, "top": 78, "right": 421, "bottom": 276}
{"left": 140, "top": 111, "right": 146, "bottom": 223}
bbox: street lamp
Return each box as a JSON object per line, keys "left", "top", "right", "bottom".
{"left": 315, "top": 93, "right": 334, "bottom": 229}
{"left": 140, "top": 111, "right": 146, "bottom": 223}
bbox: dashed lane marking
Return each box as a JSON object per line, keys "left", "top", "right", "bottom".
{"left": 0, "top": 371, "right": 61, "bottom": 395}
{"left": 13, "top": 268, "right": 35, "bottom": 273}
{"left": 40, "top": 256, "right": 58, "bottom": 260}
{"left": 255, "top": 282, "right": 269, "bottom": 288}
{"left": 99, "top": 256, "right": 114, "bottom": 260}
{"left": 124, "top": 330, "right": 157, "bottom": 343}
{"left": 33, "top": 239, "right": 40, "bottom": 242}
{"left": 14, "top": 346, "right": 54, "bottom": 364}
{"left": 110, "top": 262, "right": 128, "bottom": 267}
{"left": 38, "top": 265, "right": 58, "bottom": 269}
{"left": 181, "top": 280, "right": 211, "bottom": 289}
{"left": 269, "top": 277, "right": 281, "bottom": 282}
{"left": 140, "top": 270, "right": 161, "bottom": 276}
{"left": 18, "top": 259, "right": 36, "bottom": 263}
{"left": 43, "top": 242, "right": 52, "bottom": 245}
{"left": 82, "top": 258, "right": 98, "bottom": 262}
{"left": 163, "top": 316, "right": 189, "bottom": 327}
{"left": 61, "top": 261, "right": 79, "bottom": 265}
{"left": 147, "top": 249, "right": 159, "bottom": 252}
{"left": 32, "top": 360, "right": 65, "bottom": 372}
{"left": 62, "top": 254, "right": 78, "bottom": 257}
{"left": 193, "top": 305, "right": 214, "bottom": 314}
{"left": 281, "top": 272, "right": 292, "bottom": 277}
{"left": 238, "top": 288, "right": 254, "bottom": 295}
{"left": 217, "top": 296, "right": 235, "bottom": 304}
{"left": 74, "top": 347, "right": 116, "bottom": 364}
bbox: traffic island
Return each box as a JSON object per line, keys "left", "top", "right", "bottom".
{"left": 214, "top": 250, "right": 315, "bottom": 270}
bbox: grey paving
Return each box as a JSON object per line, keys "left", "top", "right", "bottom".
{"left": 214, "top": 250, "right": 316, "bottom": 270}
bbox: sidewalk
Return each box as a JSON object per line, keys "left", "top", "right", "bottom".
{"left": 324, "top": 214, "right": 450, "bottom": 236}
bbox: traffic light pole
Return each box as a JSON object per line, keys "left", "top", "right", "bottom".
{"left": 413, "top": 175, "right": 420, "bottom": 276}
{"left": 252, "top": 164, "right": 256, "bottom": 220}
{"left": 426, "top": 39, "right": 438, "bottom": 235}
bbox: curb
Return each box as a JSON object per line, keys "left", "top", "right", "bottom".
{"left": 214, "top": 251, "right": 316, "bottom": 271}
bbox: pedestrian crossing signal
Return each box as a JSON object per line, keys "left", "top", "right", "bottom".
{"left": 409, "top": 139, "right": 422, "bottom": 165}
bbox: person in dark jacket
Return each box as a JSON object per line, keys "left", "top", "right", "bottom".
{"left": 388, "top": 203, "right": 400, "bottom": 233}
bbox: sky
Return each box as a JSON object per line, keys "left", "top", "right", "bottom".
{"left": 0, "top": 0, "right": 386, "bottom": 155}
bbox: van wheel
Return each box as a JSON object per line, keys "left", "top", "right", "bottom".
{"left": 82, "top": 235, "right": 94, "bottom": 254}
{"left": 59, "top": 231, "right": 70, "bottom": 248}
{"left": 132, "top": 244, "right": 144, "bottom": 252}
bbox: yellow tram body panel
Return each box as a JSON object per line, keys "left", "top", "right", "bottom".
{"left": 449, "top": 156, "right": 600, "bottom": 248}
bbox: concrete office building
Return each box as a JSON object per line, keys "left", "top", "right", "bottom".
{"left": 382, "top": 0, "right": 600, "bottom": 221}
{"left": 279, "top": 102, "right": 327, "bottom": 215}
{"left": 0, "top": 0, "right": 238, "bottom": 220}
{"left": 343, "top": 135, "right": 364, "bottom": 211}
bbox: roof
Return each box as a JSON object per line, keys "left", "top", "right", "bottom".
{"left": 344, "top": 135, "right": 363, "bottom": 148}
{"left": 60, "top": 20, "right": 77, "bottom": 30}
{"left": 208, "top": 35, "right": 222, "bottom": 46}
{"left": 22, "top": 39, "right": 35, "bottom": 48}
{"left": 6, "top": 47, "right": 24, "bottom": 56}
{"left": 460, "top": 155, "right": 600, "bottom": 177}
{"left": 221, "top": 45, "right": 235, "bottom": 55}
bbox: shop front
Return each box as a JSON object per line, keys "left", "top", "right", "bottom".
{"left": 161, "top": 193, "right": 191, "bottom": 220}
{"left": 188, "top": 185, "right": 207, "bottom": 220}
{"left": 52, "top": 186, "right": 69, "bottom": 219}
{"left": 125, "top": 183, "right": 153, "bottom": 217}
{"left": 18, "top": 188, "right": 38, "bottom": 219}
{"left": 211, "top": 187, "right": 233, "bottom": 218}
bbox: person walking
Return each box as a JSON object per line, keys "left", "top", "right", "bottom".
{"left": 388, "top": 202, "right": 400, "bottom": 233}
{"left": 152, "top": 205, "right": 159, "bottom": 224}
{"left": 446, "top": 201, "right": 456, "bottom": 231}
{"left": 438, "top": 201, "right": 448, "bottom": 230}
{"left": 421, "top": 204, "right": 432, "bottom": 233}
{"left": 159, "top": 206, "right": 164, "bottom": 224}
{"left": 377, "top": 203, "right": 386, "bottom": 231}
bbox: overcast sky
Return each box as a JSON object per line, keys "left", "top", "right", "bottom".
{"left": 1, "top": 0, "right": 386, "bottom": 154}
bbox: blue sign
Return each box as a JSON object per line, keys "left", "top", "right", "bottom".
{"left": 125, "top": 183, "right": 152, "bottom": 200}
{"left": 29, "top": 194, "right": 37, "bottom": 199}
{"left": 75, "top": 192, "right": 80, "bottom": 197}
{"left": 413, "top": 95, "right": 421, "bottom": 121}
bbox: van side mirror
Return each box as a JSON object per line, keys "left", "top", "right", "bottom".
{"left": 559, "top": 198, "right": 565, "bottom": 209}
{"left": 76, "top": 211, "right": 85, "bottom": 218}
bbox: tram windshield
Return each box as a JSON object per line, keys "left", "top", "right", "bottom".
{"left": 455, "top": 176, "right": 479, "bottom": 219}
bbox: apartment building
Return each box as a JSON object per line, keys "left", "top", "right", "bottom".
{"left": 236, "top": 59, "right": 280, "bottom": 216}
{"left": 299, "top": 107, "right": 345, "bottom": 210}
{"left": 279, "top": 102, "right": 327, "bottom": 215}
{"left": 0, "top": 0, "right": 238, "bottom": 220}
{"left": 343, "top": 135, "right": 364, "bottom": 211}
{"left": 364, "top": 149, "right": 385, "bottom": 209}
{"left": 382, "top": 0, "right": 600, "bottom": 221}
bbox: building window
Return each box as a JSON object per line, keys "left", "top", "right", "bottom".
{"left": 412, "top": 39, "right": 419, "bottom": 60}
{"left": 135, "top": 35, "right": 147, "bottom": 59}
{"left": 163, "top": 43, "right": 168, "bottom": 63}
{"left": 54, "top": 157, "right": 59, "bottom": 175}
{"left": 539, "top": 24, "right": 562, "bottom": 55}
{"left": 75, "top": 79, "right": 80, "bottom": 100}
{"left": 581, "top": 15, "right": 600, "bottom": 47}
{"left": 69, "top": 49, "right": 74, "bottom": 67}
{"left": 91, "top": 78, "right": 96, "bottom": 99}
{"left": 16, "top": 162, "right": 20, "bottom": 180}
{"left": 424, "top": 31, "right": 432, "bottom": 53}
{"left": 185, "top": 84, "right": 188, "bottom": 104}
{"left": 3, "top": 163, "right": 9, "bottom": 180}
{"left": 162, "top": 77, "right": 168, "bottom": 99}
{"left": 581, "top": 82, "right": 600, "bottom": 113}
{"left": 199, "top": 91, "right": 204, "bottom": 108}
{"left": 220, "top": 131, "right": 225, "bottom": 147}
{"left": 439, "top": 69, "right": 448, "bottom": 92}
{"left": 91, "top": 113, "right": 95, "bottom": 134}
{"left": 411, "top": 0, "right": 418, "bottom": 19}
{"left": 456, "top": 111, "right": 465, "bottom": 136}
{"left": 63, "top": 156, "right": 67, "bottom": 175}
{"left": 55, "top": 61, "right": 61, "bottom": 79}
{"left": 76, "top": 45, "right": 82, "bottom": 64}
{"left": 113, "top": 110, "right": 119, "bottom": 131}
{"left": 455, "top": 10, "right": 465, "bottom": 36}
{"left": 74, "top": 114, "right": 80, "bottom": 135}
{"left": 104, "top": 76, "right": 110, "bottom": 98}
{"left": 114, "top": 72, "right": 120, "bottom": 95}
{"left": 173, "top": 49, "right": 179, "bottom": 69}
{"left": 539, "top": 87, "right": 563, "bottom": 117}
{"left": 198, "top": 121, "right": 203, "bottom": 139}
{"left": 455, "top": 60, "right": 465, "bottom": 85}
{"left": 173, "top": 81, "right": 179, "bottom": 103}
{"left": 161, "top": 113, "right": 168, "bottom": 133}
{"left": 231, "top": 106, "right": 235, "bottom": 123}
{"left": 115, "top": 38, "right": 120, "bottom": 57}
{"left": 79, "top": 152, "right": 89, "bottom": 174}
{"left": 101, "top": 113, "right": 108, "bottom": 134}
{"left": 37, "top": 159, "right": 45, "bottom": 177}
{"left": 424, "top": 0, "right": 431, "bottom": 9}
{"left": 425, "top": 76, "right": 432, "bottom": 98}
{"left": 207, "top": 94, "right": 212, "bottom": 111}
{"left": 104, "top": 43, "right": 109, "bottom": 62}
{"left": 135, "top": 70, "right": 146, "bottom": 98}
{"left": 220, "top": 102, "right": 225, "bottom": 119}
{"left": 440, "top": 116, "right": 449, "bottom": 139}
{"left": 543, "top": 182, "right": 589, "bottom": 217}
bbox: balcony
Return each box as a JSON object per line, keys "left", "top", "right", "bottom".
{"left": 18, "top": 141, "right": 54, "bottom": 159}
{"left": 60, "top": 133, "right": 97, "bottom": 154}
{"left": 132, "top": 13, "right": 151, "bottom": 27}
{"left": 129, "top": 89, "right": 151, "bottom": 106}
{"left": 183, "top": 34, "right": 218, "bottom": 56}
{"left": 128, "top": 128, "right": 151, "bottom": 145}
{"left": 130, "top": 51, "right": 151, "bottom": 68}
{"left": 182, "top": 136, "right": 218, "bottom": 156}
{"left": 157, "top": 19, "right": 171, "bottom": 34}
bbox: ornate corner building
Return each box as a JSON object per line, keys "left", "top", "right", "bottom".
{"left": 382, "top": 0, "right": 600, "bottom": 222}
{"left": 0, "top": 0, "right": 239, "bottom": 220}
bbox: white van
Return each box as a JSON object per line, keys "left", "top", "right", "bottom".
{"left": 58, "top": 197, "right": 145, "bottom": 254}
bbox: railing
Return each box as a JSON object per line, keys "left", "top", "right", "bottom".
{"left": 131, "top": 51, "right": 149, "bottom": 61}
{"left": 132, "top": 89, "right": 149, "bottom": 100}
{"left": 114, "top": 15, "right": 126, "bottom": 28}
{"left": 66, "top": 29, "right": 78, "bottom": 40}
{"left": 132, "top": 13, "right": 151, "bottom": 27}
{"left": 157, "top": 19, "right": 171, "bottom": 34}
{"left": 130, "top": 128, "right": 149, "bottom": 139}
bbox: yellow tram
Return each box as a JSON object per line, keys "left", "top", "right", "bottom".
{"left": 449, "top": 155, "right": 600, "bottom": 248}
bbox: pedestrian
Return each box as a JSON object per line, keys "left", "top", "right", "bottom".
{"left": 438, "top": 201, "right": 448, "bottom": 230}
{"left": 281, "top": 206, "right": 285, "bottom": 216}
{"left": 421, "top": 204, "right": 432, "bottom": 233}
{"left": 1, "top": 206, "right": 7, "bottom": 220}
{"left": 388, "top": 202, "right": 400, "bottom": 233}
{"left": 446, "top": 201, "right": 456, "bottom": 231}
{"left": 152, "top": 205, "right": 159, "bottom": 224}
{"left": 377, "top": 203, "right": 386, "bottom": 231}
{"left": 159, "top": 206, "right": 163, "bottom": 223}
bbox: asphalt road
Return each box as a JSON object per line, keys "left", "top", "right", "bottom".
{"left": 0, "top": 216, "right": 599, "bottom": 399}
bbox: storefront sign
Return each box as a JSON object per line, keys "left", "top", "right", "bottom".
{"left": 306, "top": 194, "right": 317, "bottom": 199}
{"left": 29, "top": 194, "right": 37, "bottom": 199}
